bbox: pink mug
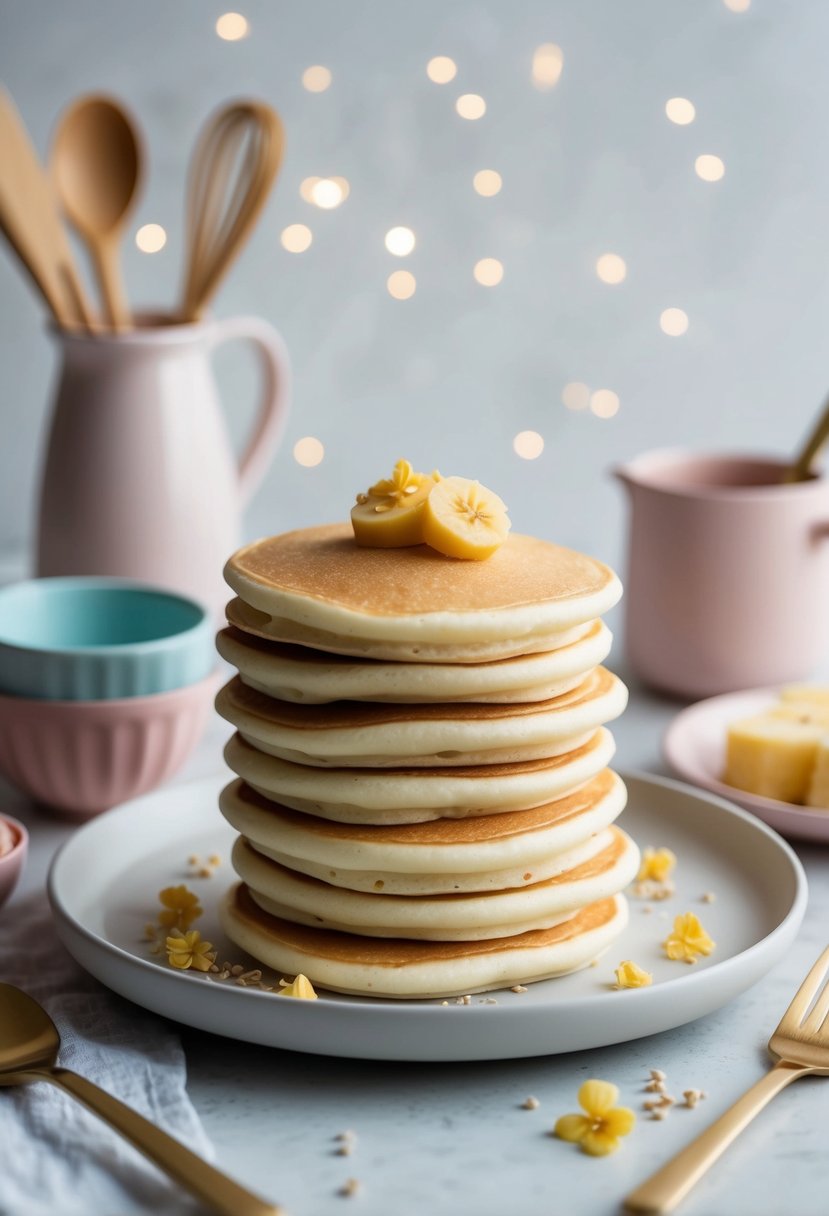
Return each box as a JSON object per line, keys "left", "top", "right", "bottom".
{"left": 615, "top": 449, "right": 829, "bottom": 697}
{"left": 36, "top": 315, "right": 290, "bottom": 615}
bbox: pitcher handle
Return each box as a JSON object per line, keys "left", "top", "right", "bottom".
{"left": 208, "top": 315, "right": 291, "bottom": 506}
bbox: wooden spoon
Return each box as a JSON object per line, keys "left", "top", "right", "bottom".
{"left": 0, "top": 88, "right": 93, "bottom": 330}
{"left": 0, "top": 984, "right": 282, "bottom": 1215}
{"left": 784, "top": 395, "right": 829, "bottom": 483}
{"left": 52, "top": 95, "right": 142, "bottom": 331}
{"left": 179, "top": 101, "right": 284, "bottom": 322}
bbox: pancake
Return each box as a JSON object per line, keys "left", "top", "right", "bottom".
{"left": 219, "top": 882, "right": 629, "bottom": 998}
{"left": 226, "top": 597, "right": 596, "bottom": 664}
{"left": 234, "top": 827, "right": 639, "bottom": 940}
{"left": 218, "top": 770, "right": 627, "bottom": 894}
{"left": 215, "top": 619, "right": 613, "bottom": 704}
{"left": 224, "top": 525, "right": 622, "bottom": 655}
{"left": 215, "top": 667, "right": 627, "bottom": 768}
{"left": 224, "top": 727, "right": 616, "bottom": 824}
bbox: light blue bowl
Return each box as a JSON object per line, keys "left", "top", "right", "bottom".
{"left": 0, "top": 579, "right": 214, "bottom": 700}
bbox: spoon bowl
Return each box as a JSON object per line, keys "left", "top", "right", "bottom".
{"left": 0, "top": 985, "right": 58, "bottom": 1077}
{"left": 0, "top": 982, "right": 281, "bottom": 1214}
{"left": 52, "top": 95, "right": 142, "bottom": 329}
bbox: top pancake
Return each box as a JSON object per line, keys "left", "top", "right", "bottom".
{"left": 225, "top": 525, "right": 621, "bottom": 646}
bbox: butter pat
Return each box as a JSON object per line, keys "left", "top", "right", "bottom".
{"left": 724, "top": 715, "right": 825, "bottom": 803}
{"left": 806, "top": 737, "right": 829, "bottom": 809}
{"left": 780, "top": 685, "right": 829, "bottom": 709}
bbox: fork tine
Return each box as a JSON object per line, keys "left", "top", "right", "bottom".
{"left": 779, "top": 945, "right": 829, "bottom": 1029}
{"left": 803, "top": 969, "right": 829, "bottom": 1034}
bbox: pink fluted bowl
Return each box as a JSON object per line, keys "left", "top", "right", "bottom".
{"left": 0, "top": 814, "right": 28, "bottom": 906}
{"left": 0, "top": 673, "right": 218, "bottom": 818}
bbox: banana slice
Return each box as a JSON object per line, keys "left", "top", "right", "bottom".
{"left": 422, "top": 475, "right": 511, "bottom": 560}
{"left": 351, "top": 460, "right": 437, "bottom": 548}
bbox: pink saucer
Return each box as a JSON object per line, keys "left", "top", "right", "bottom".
{"left": 664, "top": 687, "right": 829, "bottom": 843}
{"left": 0, "top": 814, "right": 28, "bottom": 907}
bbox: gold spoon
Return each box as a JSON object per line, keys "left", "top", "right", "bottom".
{"left": 52, "top": 95, "right": 142, "bottom": 331}
{"left": 0, "top": 984, "right": 282, "bottom": 1216}
{"left": 784, "top": 392, "right": 829, "bottom": 482}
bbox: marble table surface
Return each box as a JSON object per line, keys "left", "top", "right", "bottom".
{"left": 7, "top": 667, "right": 829, "bottom": 1216}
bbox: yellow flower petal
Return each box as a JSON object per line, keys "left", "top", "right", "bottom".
{"left": 664, "top": 912, "right": 715, "bottom": 961}
{"left": 581, "top": 1129, "right": 620, "bottom": 1156}
{"left": 554, "top": 1113, "right": 590, "bottom": 1143}
{"left": 278, "top": 973, "right": 318, "bottom": 999}
{"left": 579, "top": 1079, "right": 619, "bottom": 1116}
{"left": 603, "top": 1106, "right": 636, "bottom": 1138}
{"left": 637, "top": 847, "right": 677, "bottom": 883}
{"left": 615, "top": 960, "right": 653, "bottom": 989}
{"left": 167, "top": 952, "right": 192, "bottom": 970}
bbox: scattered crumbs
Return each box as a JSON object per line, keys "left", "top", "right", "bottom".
{"left": 455, "top": 995, "right": 472, "bottom": 1006}
{"left": 522, "top": 1096, "right": 540, "bottom": 1110}
{"left": 187, "top": 855, "right": 200, "bottom": 866}
{"left": 440, "top": 1000, "right": 449, "bottom": 1006}
{"left": 231, "top": 964, "right": 244, "bottom": 976}
{"left": 208, "top": 854, "right": 221, "bottom": 867}
{"left": 650, "top": 1106, "right": 668, "bottom": 1121}
{"left": 650, "top": 1069, "right": 666, "bottom": 1082}
{"left": 701, "top": 892, "right": 716, "bottom": 904}
{"left": 631, "top": 879, "right": 674, "bottom": 902}
{"left": 235, "top": 968, "right": 263, "bottom": 987}
{"left": 510, "top": 985, "right": 528, "bottom": 994}
{"left": 641, "top": 906, "right": 653, "bottom": 915}
{"left": 643, "top": 1097, "right": 674, "bottom": 1113}
{"left": 209, "top": 963, "right": 220, "bottom": 973}
{"left": 335, "top": 1130, "right": 357, "bottom": 1156}
{"left": 149, "top": 943, "right": 163, "bottom": 955}
{"left": 589, "top": 959, "right": 599, "bottom": 967}
{"left": 480, "top": 997, "right": 498, "bottom": 1005}
{"left": 338, "top": 1178, "right": 360, "bottom": 1198}
{"left": 682, "top": 1089, "right": 706, "bottom": 1109}
{"left": 645, "top": 1079, "right": 666, "bottom": 1094}
{"left": 197, "top": 866, "right": 213, "bottom": 878}
{"left": 143, "top": 922, "right": 157, "bottom": 941}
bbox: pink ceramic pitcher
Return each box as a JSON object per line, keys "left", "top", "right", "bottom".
{"left": 615, "top": 449, "right": 829, "bottom": 697}
{"left": 36, "top": 315, "right": 290, "bottom": 614}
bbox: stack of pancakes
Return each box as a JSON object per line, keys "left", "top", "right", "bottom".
{"left": 216, "top": 524, "right": 637, "bottom": 999}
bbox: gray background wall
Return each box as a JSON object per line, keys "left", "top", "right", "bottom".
{"left": 2, "top": 0, "right": 826, "bottom": 592}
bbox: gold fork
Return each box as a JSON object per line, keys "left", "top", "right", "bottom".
{"left": 624, "top": 945, "right": 829, "bottom": 1214}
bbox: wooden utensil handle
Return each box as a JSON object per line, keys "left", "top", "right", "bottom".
{"left": 45, "top": 1066, "right": 282, "bottom": 1216}
{"left": 623, "top": 1060, "right": 809, "bottom": 1214}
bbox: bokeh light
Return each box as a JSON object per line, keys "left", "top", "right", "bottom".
{"left": 311, "top": 178, "right": 346, "bottom": 209}
{"left": 135, "top": 223, "right": 166, "bottom": 253}
{"left": 695, "top": 154, "right": 725, "bottom": 182}
{"left": 387, "top": 270, "right": 417, "bottom": 300}
{"left": 590, "top": 390, "right": 620, "bottom": 419}
{"left": 281, "top": 224, "right": 313, "bottom": 252}
{"left": 293, "top": 437, "right": 325, "bottom": 467}
{"left": 562, "top": 382, "right": 590, "bottom": 411}
{"left": 513, "top": 431, "right": 544, "bottom": 460}
{"left": 473, "top": 258, "right": 504, "bottom": 286}
{"left": 215, "top": 12, "right": 248, "bottom": 40}
{"left": 665, "top": 97, "right": 696, "bottom": 125}
{"left": 456, "top": 94, "right": 486, "bottom": 120}
{"left": 595, "top": 253, "right": 627, "bottom": 285}
{"left": 302, "top": 66, "right": 332, "bottom": 92}
{"left": 385, "top": 227, "right": 416, "bottom": 256}
{"left": 532, "top": 44, "right": 564, "bottom": 90}
{"left": 660, "top": 308, "right": 689, "bottom": 336}
{"left": 426, "top": 56, "right": 457, "bottom": 84}
{"left": 473, "top": 170, "right": 502, "bottom": 197}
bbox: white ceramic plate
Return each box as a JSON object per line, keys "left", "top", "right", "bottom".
{"left": 48, "top": 772, "right": 806, "bottom": 1062}
{"left": 664, "top": 688, "right": 829, "bottom": 843}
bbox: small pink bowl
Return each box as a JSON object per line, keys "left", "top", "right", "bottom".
{"left": 0, "top": 672, "right": 218, "bottom": 819}
{"left": 0, "top": 814, "right": 28, "bottom": 907}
